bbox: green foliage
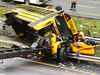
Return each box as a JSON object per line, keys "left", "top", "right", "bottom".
{"left": 0, "top": 7, "right": 12, "bottom": 17}
{"left": 0, "top": 8, "right": 6, "bottom": 17}
{"left": 72, "top": 17, "right": 100, "bottom": 37}
{"left": 95, "top": 50, "right": 100, "bottom": 57}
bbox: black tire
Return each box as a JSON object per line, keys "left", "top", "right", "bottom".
{"left": 25, "top": 0, "right": 30, "bottom": 5}
{"left": 59, "top": 47, "right": 67, "bottom": 62}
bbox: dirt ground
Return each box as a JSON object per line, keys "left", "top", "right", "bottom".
{"left": 0, "top": 17, "right": 16, "bottom": 37}
{"left": 0, "top": 17, "right": 32, "bottom": 46}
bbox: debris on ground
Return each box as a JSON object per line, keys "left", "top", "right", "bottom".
{"left": 93, "top": 32, "right": 98, "bottom": 34}
{"left": 58, "top": 63, "right": 65, "bottom": 67}
{"left": 91, "top": 24, "right": 96, "bottom": 27}
{"left": 71, "top": 65, "right": 76, "bottom": 69}
{"left": 80, "top": 25, "right": 86, "bottom": 30}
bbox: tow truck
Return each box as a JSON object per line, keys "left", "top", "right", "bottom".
{"left": 0, "top": 4, "right": 95, "bottom": 62}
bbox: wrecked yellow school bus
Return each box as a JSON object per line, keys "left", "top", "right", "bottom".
{"left": 4, "top": 4, "right": 95, "bottom": 62}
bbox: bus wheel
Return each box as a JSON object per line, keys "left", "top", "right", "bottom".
{"left": 59, "top": 47, "right": 67, "bottom": 62}
{"left": 25, "top": 0, "right": 30, "bottom": 5}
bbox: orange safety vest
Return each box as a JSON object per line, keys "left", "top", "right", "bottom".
{"left": 72, "top": 0, "right": 77, "bottom": 2}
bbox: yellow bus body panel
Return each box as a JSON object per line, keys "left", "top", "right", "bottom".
{"left": 70, "top": 42, "right": 94, "bottom": 55}
{"left": 67, "top": 19, "right": 77, "bottom": 35}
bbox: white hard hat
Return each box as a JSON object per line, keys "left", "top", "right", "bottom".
{"left": 79, "top": 32, "right": 84, "bottom": 36}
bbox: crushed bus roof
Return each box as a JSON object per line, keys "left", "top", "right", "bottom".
{"left": 17, "top": 5, "right": 56, "bottom": 16}
{"left": 6, "top": 4, "right": 58, "bottom": 27}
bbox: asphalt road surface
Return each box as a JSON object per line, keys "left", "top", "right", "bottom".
{"left": 46, "top": 0, "right": 100, "bottom": 19}
{"left": 47, "top": 0, "right": 100, "bottom": 15}
{"left": 0, "top": 0, "right": 99, "bottom": 15}
{"left": 0, "top": 57, "right": 100, "bottom": 75}
{"left": 0, "top": 0, "right": 100, "bottom": 19}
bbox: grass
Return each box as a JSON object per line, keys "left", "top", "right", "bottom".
{"left": 72, "top": 17, "right": 100, "bottom": 56}
{"left": 0, "top": 7, "right": 12, "bottom": 17}
{"left": 72, "top": 16, "right": 100, "bottom": 37}
{"left": 0, "top": 42, "right": 12, "bottom": 47}
{"left": 0, "top": 8, "right": 6, "bottom": 17}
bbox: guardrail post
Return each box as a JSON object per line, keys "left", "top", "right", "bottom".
{"left": 77, "top": 59, "right": 80, "bottom": 64}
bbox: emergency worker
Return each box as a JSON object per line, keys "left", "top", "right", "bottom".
{"left": 78, "top": 32, "right": 85, "bottom": 40}
{"left": 70, "top": 0, "right": 77, "bottom": 11}
{"left": 55, "top": 3, "right": 62, "bottom": 11}
{"left": 78, "top": 32, "right": 97, "bottom": 45}
{"left": 78, "top": 32, "right": 86, "bottom": 42}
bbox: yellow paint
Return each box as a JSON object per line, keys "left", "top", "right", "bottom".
{"left": 51, "top": 33, "right": 62, "bottom": 54}
{"left": 16, "top": 15, "right": 34, "bottom": 22}
{"left": 33, "top": 19, "right": 53, "bottom": 30}
{"left": 70, "top": 42, "right": 95, "bottom": 55}
{"left": 44, "top": 31, "right": 52, "bottom": 37}
{"left": 16, "top": 58, "right": 98, "bottom": 75}
{"left": 18, "top": 12, "right": 40, "bottom": 20}
{"left": 53, "top": 20, "right": 61, "bottom": 36}
{"left": 67, "top": 19, "right": 77, "bottom": 35}
{"left": 17, "top": 9, "right": 44, "bottom": 17}
{"left": 51, "top": 42, "right": 62, "bottom": 54}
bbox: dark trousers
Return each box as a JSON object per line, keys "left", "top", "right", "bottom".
{"left": 71, "top": 2, "right": 76, "bottom": 9}
{"left": 87, "top": 40, "right": 97, "bottom": 45}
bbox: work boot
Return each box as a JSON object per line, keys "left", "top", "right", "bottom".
{"left": 70, "top": 8, "right": 72, "bottom": 10}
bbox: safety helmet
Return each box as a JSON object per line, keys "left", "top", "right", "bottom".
{"left": 79, "top": 32, "right": 84, "bottom": 36}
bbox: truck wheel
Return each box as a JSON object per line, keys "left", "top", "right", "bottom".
{"left": 59, "top": 47, "right": 67, "bottom": 62}
{"left": 25, "top": 0, "right": 30, "bottom": 5}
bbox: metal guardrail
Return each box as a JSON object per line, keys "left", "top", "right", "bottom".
{"left": 67, "top": 53, "right": 100, "bottom": 63}
{"left": 67, "top": 36, "right": 100, "bottom": 63}
{"left": 65, "top": 11, "right": 100, "bottom": 20}
{"left": 85, "top": 36, "right": 100, "bottom": 44}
